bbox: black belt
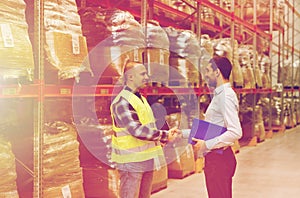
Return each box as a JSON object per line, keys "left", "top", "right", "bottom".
{"left": 210, "top": 146, "right": 230, "bottom": 154}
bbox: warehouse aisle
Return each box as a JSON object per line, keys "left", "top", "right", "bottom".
{"left": 152, "top": 126, "right": 300, "bottom": 198}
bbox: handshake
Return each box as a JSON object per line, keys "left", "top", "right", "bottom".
{"left": 166, "top": 128, "right": 207, "bottom": 153}
{"left": 167, "top": 127, "right": 183, "bottom": 142}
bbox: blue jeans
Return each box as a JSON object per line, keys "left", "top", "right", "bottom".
{"left": 117, "top": 159, "right": 154, "bottom": 198}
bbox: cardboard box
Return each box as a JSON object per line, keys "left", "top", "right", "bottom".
{"left": 83, "top": 166, "right": 119, "bottom": 198}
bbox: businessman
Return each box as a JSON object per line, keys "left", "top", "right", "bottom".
{"left": 193, "top": 56, "right": 242, "bottom": 198}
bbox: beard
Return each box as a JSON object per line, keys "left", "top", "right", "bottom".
{"left": 206, "top": 78, "right": 217, "bottom": 88}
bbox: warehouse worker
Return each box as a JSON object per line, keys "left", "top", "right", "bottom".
{"left": 110, "top": 60, "right": 180, "bottom": 198}
{"left": 192, "top": 56, "right": 242, "bottom": 198}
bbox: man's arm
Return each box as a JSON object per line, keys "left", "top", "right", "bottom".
{"left": 112, "top": 97, "right": 170, "bottom": 143}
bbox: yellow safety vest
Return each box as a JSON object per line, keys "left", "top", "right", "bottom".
{"left": 110, "top": 89, "right": 164, "bottom": 163}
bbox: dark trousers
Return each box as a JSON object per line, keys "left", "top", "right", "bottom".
{"left": 204, "top": 147, "right": 237, "bottom": 198}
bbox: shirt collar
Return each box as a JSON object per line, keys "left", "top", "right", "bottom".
{"left": 124, "top": 86, "right": 142, "bottom": 99}
{"left": 214, "top": 83, "right": 231, "bottom": 95}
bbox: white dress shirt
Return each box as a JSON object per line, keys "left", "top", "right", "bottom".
{"left": 204, "top": 83, "right": 243, "bottom": 150}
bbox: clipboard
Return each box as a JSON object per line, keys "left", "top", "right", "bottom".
{"left": 188, "top": 118, "right": 227, "bottom": 145}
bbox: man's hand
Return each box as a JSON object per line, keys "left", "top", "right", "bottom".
{"left": 192, "top": 138, "right": 207, "bottom": 154}
{"left": 167, "top": 127, "right": 182, "bottom": 142}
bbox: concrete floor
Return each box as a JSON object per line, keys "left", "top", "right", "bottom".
{"left": 152, "top": 125, "right": 300, "bottom": 198}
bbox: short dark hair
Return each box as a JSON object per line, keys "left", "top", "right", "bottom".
{"left": 209, "top": 56, "right": 232, "bottom": 80}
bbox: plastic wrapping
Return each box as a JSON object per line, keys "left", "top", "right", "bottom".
{"left": 258, "top": 54, "right": 271, "bottom": 88}
{"left": 43, "top": 121, "right": 85, "bottom": 197}
{"left": 79, "top": 8, "right": 145, "bottom": 84}
{"left": 164, "top": 27, "right": 200, "bottom": 86}
{"left": 78, "top": 7, "right": 111, "bottom": 47}
{"left": 44, "top": 0, "right": 91, "bottom": 81}
{"left": 280, "top": 59, "right": 300, "bottom": 87}
{"left": 43, "top": 179, "right": 85, "bottom": 198}
{"left": 146, "top": 20, "right": 169, "bottom": 49}
{"left": 83, "top": 166, "right": 120, "bottom": 198}
{"left": 212, "top": 38, "right": 244, "bottom": 87}
{"left": 238, "top": 46, "right": 257, "bottom": 88}
{"left": 107, "top": 10, "right": 145, "bottom": 47}
{"left": 164, "top": 27, "right": 201, "bottom": 58}
{"left": 44, "top": 31, "right": 91, "bottom": 81}
{"left": 0, "top": 137, "right": 19, "bottom": 198}
{"left": 76, "top": 118, "right": 115, "bottom": 167}
{"left": 0, "top": 0, "right": 34, "bottom": 80}
{"left": 44, "top": 0, "right": 82, "bottom": 34}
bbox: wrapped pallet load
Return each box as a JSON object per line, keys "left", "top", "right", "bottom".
{"left": 79, "top": 8, "right": 145, "bottom": 84}
{"left": 44, "top": 0, "right": 91, "bottom": 82}
{"left": 258, "top": 54, "right": 271, "bottom": 88}
{"left": 238, "top": 46, "right": 256, "bottom": 88}
{"left": 43, "top": 121, "right": 85, "bottom": 198}
{"left": 0, "top": 137, "right": 19, "bottom": 198}
{"left": 212, "top": 38, "right": 244, "bottom": 87}
{"left": 280, "top": 58, "right": 300, "bottom": 88}
{"left": 164, "top": 112, "right": 195, "bottom": 178}
{"left": 75, "top": 118, "right": 120, "bottom": 198}
{"left": 199, "top": 34, "right": 213, "bottom": 86}
{"left": 145, "top": 20, "right": 170, "bottom": 86}
{"left": 164, "top": 27, "right": 201, "bottom": 86}
{"left": 0, "top": 0, "right": 34, "bottom": 81}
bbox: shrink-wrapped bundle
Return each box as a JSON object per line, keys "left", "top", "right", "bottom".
{"left": 0, "top": 137, "right": 19, "bottom": 198}
{"left": 44, "top": 0, "right": 82, "bottom": 34}
{"left": 164, "top": 27, "right": 200, "bottom": 58}
{"left": 106, "top": 9, "right": 145, "bottom": 47}
{"left": 293, "top": 60, "right": 300, "bottom": 87}
{"left": 0, "top": 0, "right": 34, "bottom": 81}
{"left": 199, "top": 35, "right": 213, "bottom": 86}
{"left": 75, "top": 117, "right": 114, "bottom": 167}
{"left": 146, "top": 20, "right": 169, "bottom": 50}
{"left": 238, "top": 46, "right": 256, "bottom": 88}
{"left": 74, "top": 117, "right": 119, "bottom": 198}
{"left": 82, "top": 164, "right": 120, "bottom": 198}
{"left": 44, "top": 0, "right": 91, "bottom": 81}
{"left": 212, "top": 38, "right": 244, "bottom": 87}
{"left": 145, "top": 20, "right": 170, "bottom": 85}
{"left": 164, "top": 27, "right": 201, "bottom": 86}
{"left": 258, "top": 54, "right": 271, "bottom": 88}
{"left": 43, "top": 121, "right": 85, "bottom": 198}
{"left": 78, "top": 7, "right": 112, "bottom": 48}
{"left": 280, "top": 59, "right": 300, "bottom": 87}
{"left": 79, "top": 8, "right": 145, "bottom": 84}
{"left": 246, "top": 46, "right": 263, "bottom": 88}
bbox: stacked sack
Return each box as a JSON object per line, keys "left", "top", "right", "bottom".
{"left": 280, "top": 58, "right": 300, "bottom": 88}
{"left": 145, "top": 20, "right": 170, "bottom": 86}
{"left": 79, "top": 8, "right": 145, "bottom": 84}
{"left": 238, "top": 45, "right": 256, "bottom": 88}
{"left": 165, "top": 27, "right": 201, "bottom": 86}
{"left": 43, "top": 121, "right": 85, "bottom": 198}
{"left": 164, "top": 112, "right": 196, "bottom": 179}
{"left": 212, "top": 38, "right": 244, "bottom": 87}
{"left": 0, "top": 0, "right": 34, "bottom": 81}
{"left": 0, "top": 137, "right": 19, "bottom": 198}
{"left": 44, "top": 0, "right": 91, "bottom": 81}
{"left": 258, "top": 54, "right": 271, "bottom": 88}
{"left": 199, "top": 34, "right": 213, "bottom": 86}
{"left": 75, "top": 117, "right": 120, "bottom": 198}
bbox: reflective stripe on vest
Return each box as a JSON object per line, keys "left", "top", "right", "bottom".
{"left": 110, "top": 89, "right": 163, "bottom": 163}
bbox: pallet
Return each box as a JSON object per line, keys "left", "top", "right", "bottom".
{"left": 265, "top": 130, "right": 273, "bottom": 139}
{"left": 272, "top": 125, "right": 286, "bottom": 133}
{"left": 239, "top": 136, "right": 257, "bottom": 147}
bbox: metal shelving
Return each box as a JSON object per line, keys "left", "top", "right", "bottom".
{"left": 1, "top": 0, "right": 299, "bottom": 197}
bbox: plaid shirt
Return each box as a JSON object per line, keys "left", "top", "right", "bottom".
{"left": 111, "top": 87, "right": 168, "bottom": 143}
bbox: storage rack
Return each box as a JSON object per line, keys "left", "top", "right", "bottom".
{"left": 0, "top": 0, "right": 299, "bottom": 197}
